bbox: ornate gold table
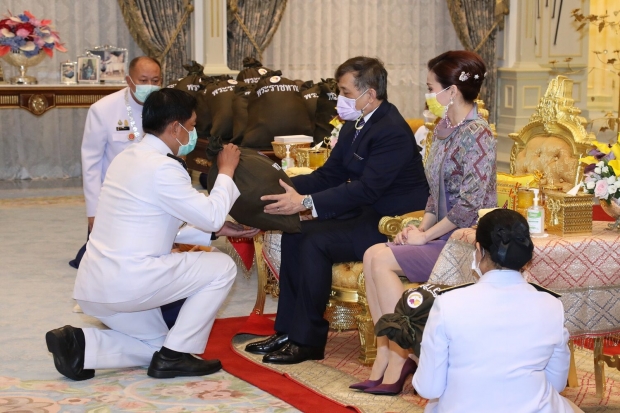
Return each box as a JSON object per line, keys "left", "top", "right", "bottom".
{"left": 0, "top": 84, "right": 124, "bottom": 115}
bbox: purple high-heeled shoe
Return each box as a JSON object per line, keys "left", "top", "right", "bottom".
{"left": 363, "top": 358, "right": 417, "bottom": 395}
{"left": 349, "top": 375, "right": 384, "bottom": 390}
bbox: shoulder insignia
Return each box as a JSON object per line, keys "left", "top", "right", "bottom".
{"left": 437, "top": 282, "right": 475, "bottom": 295}
{"left": 528, "top": 282, "right": 561, "bottom": 298}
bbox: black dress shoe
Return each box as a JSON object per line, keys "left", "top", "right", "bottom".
{"left": 262, "top": 342, "right": 324, "bottom": 364}
{"left": 147, "top": 351, "right": 222, "bottom": 378}
{"left": 245, "top": 333, "right": 289, "bottom": 355}
{"left": 45, "top": 325, "right": 94, "bottom": 381}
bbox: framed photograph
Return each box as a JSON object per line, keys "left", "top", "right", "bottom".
{"left": 77, "top": 54, "right": 101, "bottom": 83}
{"left": 60, "top": 61, "right": 77, "bottom": 84}
{"left": 86, "top": 45, "right": 128, "bottom": 83}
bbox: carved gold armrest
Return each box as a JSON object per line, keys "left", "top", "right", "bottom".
{"left": 378, "top": 210, "right": 425, "bottom": 240}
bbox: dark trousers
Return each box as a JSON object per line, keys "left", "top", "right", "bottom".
{"left": 274, "top": 207, "right": 386, "bottom": 347}
{"left": 69, "top": 228, "right": 90, "bottom": 269}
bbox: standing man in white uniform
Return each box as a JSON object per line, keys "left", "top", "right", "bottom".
{"left": 47, "top": 88, "right": 259, "bottom": 380}
{"left": 69, "top": 56, "right": 162, "bottom": 268}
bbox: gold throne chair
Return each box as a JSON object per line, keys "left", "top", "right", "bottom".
{"left": 508, "top": 75, "right": 594, "bottom": 191}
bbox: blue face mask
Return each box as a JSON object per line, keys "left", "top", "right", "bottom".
{"left": 128, "top": 76, "right": 161, "bottom": 103}
{"left": 176, "top": 123, "right": 198, "bottom": 156}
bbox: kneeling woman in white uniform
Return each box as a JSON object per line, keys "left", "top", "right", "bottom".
{"left": 413, "top": 209, "right": 583, "bottom": 413}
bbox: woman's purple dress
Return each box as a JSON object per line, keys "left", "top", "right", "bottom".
{"left": 388, "top": 105, "right": 497, "bottom": 282}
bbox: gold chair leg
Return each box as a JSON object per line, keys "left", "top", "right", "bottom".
{"left": 355, "top": 271, "right": 377, "bottom": 365}
{"left": 594, "top": 337, "right": 606, "bottom": 398}
{"left": 567, "top": 339, "right": 578, "bottom": 387}
{"left": 252, "top": 233, "right": 267, "bottom": 315}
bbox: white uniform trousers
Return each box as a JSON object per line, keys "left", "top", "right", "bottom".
{"left": 77, "top": 251, "right": 236, "bottom": 370}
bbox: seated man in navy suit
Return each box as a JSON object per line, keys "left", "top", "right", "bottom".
{"left": 246, "top": 56, "right": 430, "bottom": 364}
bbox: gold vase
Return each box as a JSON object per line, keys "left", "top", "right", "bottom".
{"left": 599, "top": 198, "right": 620, "bottom": 230}
{"left": 2, "top": 50, "right": 46, "bottom": 85}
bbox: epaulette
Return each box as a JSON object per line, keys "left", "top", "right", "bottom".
{"left": 528, "top": 282, "right": 561, "bottom": 298}
{"left": 437, "top": 282, "right": 475, "bottom": 295}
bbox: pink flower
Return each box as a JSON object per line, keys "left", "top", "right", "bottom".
{"left": 92, "top": 385, "right": 120, "bottom": 392}
{"left": 116, "top": 399, "right": 151, "bottom": 409}
{"left": 0, "top": 376, "right": 20, "bottom": 389}
{"left": 29, "top": 381, "right": 69, "bottom": 391}
{"left": 58, "top": 397, "right": 91, "bottom": 405}
{"left": 329, "top": 136, "right": 338, "bottom": 148}
{"left": 94, "top": 394, "right": 121, "bottom": 403}
{"left": 15, "top": 28, "right": 31, "bottom": 37}
{"left": 595, "top": 179, "right": 609, "bottom": 199}
{"left": 185, "top": 380, "right": 230, "bottom": 392}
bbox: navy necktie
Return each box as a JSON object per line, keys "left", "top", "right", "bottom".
{"left": 352, "top": 117, "right": 366, "bottom": 144}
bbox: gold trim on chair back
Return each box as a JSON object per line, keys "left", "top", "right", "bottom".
{"left": 508, "top": 75, "right": 594, "bottom": 190}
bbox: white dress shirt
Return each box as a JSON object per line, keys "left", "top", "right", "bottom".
{"left": 413, "top": 269, "right": 574, "bottom": 413}
{"left": 74, "top": 134, "right": 240, "bottom": 303}
{"left": 81, "top": 87, "right": 144, "bottom": 217}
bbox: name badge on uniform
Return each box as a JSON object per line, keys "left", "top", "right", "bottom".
{"left": 116, "top": 126, "right": 130, "bottom": 131}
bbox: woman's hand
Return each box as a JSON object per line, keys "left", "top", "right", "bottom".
{"left": 405, "top": 226, "right": 428, "bottom": 245}
{"left": 394, "top": 225, "right": 426, "bottom": 245}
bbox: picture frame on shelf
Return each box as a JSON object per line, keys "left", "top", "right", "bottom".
{"left": 77, "top": 53, "right": 101, "bottom": 84}
{"left": 60, "top": 61, "right": 77, "bottom": 84}
{"left": 86, "top": 45, "right": 128, "bottom": 84}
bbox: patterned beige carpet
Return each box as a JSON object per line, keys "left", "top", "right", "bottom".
{"left": 0, "top": 195, "right": 85, "bottom": 207}
{"left": 236, "top": 330, "right": 620, "bottom": 413}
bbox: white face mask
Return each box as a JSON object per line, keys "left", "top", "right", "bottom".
{"left": 471, "top": 249, "right": 484, "bottom": 278}
{"left": 336, "top": 89, "right": 370, "bottom": 121}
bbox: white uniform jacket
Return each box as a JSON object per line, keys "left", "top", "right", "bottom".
{"left": 413, "top": 269, "right": 573, "bottom": 413}
{"left": 82, "top": 87, "right": 144, "bottom": 217}
{"left": 74, "top": 134, "right": 240, "bottom": 304}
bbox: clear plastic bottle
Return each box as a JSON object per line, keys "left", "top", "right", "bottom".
{"left": 527, "top": 188, "right": 546, "bottom": 237}
{"left": 281, "top": 144, "right": 295, "bottom": 171}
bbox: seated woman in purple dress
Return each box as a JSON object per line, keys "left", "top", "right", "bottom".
{"left": 351, "top": 50, "right": 497, "bottom": 395}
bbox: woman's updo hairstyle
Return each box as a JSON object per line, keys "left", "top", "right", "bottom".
{"left": 476, "top": 209, "right": 534, "bottom": 271}
{"left": 427, "top": 50, "right": 487, "bottom": 103}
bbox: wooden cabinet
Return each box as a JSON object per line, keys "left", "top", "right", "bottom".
{"left": 0, "top": 83, "right": 124, "bottom": 115}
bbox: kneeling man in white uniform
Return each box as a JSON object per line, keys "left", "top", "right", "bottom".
{"left": 46, "top": 88, "right": 258, "bottom": 380}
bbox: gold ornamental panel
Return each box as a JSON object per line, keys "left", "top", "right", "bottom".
{"left": 28, "top": 94, "right": 48, "bottom": 115}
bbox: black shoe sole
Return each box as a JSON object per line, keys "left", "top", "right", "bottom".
{"left": 45, "top": 330, "right": 94, "bottom": 381}
{"left": 244, "top": 338, "right": 288, "bottom": 355}
{"left": 245, "top": 346, "right": 280, "bottom": 355}
{"left": 262, "top": 354, "right": 324, "bottom": 365}
{"left": 147, "top": 361, "right": 222, "bottom": 379}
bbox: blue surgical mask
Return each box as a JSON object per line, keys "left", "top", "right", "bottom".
{"left": 128, "top": 76, "right": 161, "bottom": 103}
{"left": 336, "top": 89, "right": 370, "bottom": 121}
{"left": 176, "top": 123, "right": 198, "bottom": 156}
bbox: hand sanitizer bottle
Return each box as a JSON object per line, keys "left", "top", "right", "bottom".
{"left": 282, "top": 144, "right": 295, "bottom": 171}
{"left": 527, "top": 188, "right": 545, "bottom": 237}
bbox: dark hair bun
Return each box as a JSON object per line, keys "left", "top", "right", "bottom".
{"left": 476, "top": 209, "right": 534, "bottom": 270}
{"left": 427, "top": 50, "right": 487, "bottom": 103}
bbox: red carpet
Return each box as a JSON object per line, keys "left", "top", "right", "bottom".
{"left": 201, "top": 315, "right": 358, "bottom": 413}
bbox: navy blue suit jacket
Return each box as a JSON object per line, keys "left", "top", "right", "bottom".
{"left": 292, "top": 100, "right": 429, "bottom": 220}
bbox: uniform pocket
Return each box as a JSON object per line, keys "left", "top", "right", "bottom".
{"left": 112, "top": 132, "right": 131, "bottom": 142}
